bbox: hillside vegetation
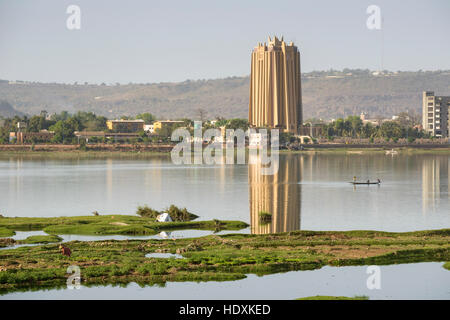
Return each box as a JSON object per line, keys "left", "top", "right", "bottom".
{"left": 0, "top": 101, "right": 24, "bottom": 118}
{"left": 1, "top": 70, "right": 449, "bottom": 120}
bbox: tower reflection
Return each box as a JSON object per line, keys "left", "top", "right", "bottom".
{"left": 422, "top": 155, "right": 450, "bottom": 214}
{"left": 248, "top": 154, "right": 302, "bottom": 234}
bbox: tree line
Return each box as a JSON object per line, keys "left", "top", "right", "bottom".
{"left": 0, "top": 110, "right": 433, "bottom": 145}
{"left": 308, "top": 114, "right": 429, "bottom": 143}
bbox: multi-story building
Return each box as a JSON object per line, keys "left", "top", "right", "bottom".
{"left": 422, "top": 91, "right": 450, "bottom": 138}
{"left": 248, "top": 36, "right": 303, "bottom": 133}
{"left": 106, "top": 119, "right": 145, "bottom": 132}
{"left": 10, "top": 130, "right": 55, "bottom": 144}
{"left": 152, "top": 120, "right": 184, "bottom": 133}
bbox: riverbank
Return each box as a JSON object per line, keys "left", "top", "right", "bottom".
{"left": 0, "top": 227, "right": 448, "bottom": 294}
{"left": 1, "top": 144, "right": 450, "bottom": 159}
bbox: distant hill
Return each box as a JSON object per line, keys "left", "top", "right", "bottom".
{"left": 0, "top": 100, "right": 24, "bottom": 118}
{"left": 1, "top": 70, "right": 449, "bottom": 120}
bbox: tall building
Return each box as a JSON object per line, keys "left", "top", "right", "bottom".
{"left": 248, "top": 36, "right": 302, "bottom": 133}
{"left": 422, "top": 91, "right": 450, "bottom": 138}
{"left": 249, "top": 154, "right": 301, "bottom": 234}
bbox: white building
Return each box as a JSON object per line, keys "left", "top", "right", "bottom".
{"left": 144, "top": 124, "right": 154, "bottom": 133}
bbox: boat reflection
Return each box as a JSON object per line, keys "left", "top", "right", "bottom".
{"left": 248, "top": 154, "right": 302, "bottom": 234}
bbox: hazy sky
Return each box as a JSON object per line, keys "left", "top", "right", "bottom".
{"left": 1, "top": 0, "right": 449, "bottom": 84}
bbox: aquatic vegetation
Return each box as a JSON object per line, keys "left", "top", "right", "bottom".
{"left": 18, "top": 235, "right": 63, "bottom": 244}
{"left": 0, "top": 228, "right": 448, "bottom": 294}
{"left": 166, "top": 205, "right": 198, "bottom": 222}
{"left": 136, "top": 206, "right": 160, "bottom": 219}
{"left": 136, "top": 205, "right": 198, "bottom": 222}
{"left": 0, "top": 227, "right": 15, "bottom": 237}
{"left": 444, "top": 262, "right": 450, "bottom": 271}
{"left": 0, "top": 215, "right": 246, "bottom": 236}
{"left": 258, "top": 211, "right": 272, "bottom": 224}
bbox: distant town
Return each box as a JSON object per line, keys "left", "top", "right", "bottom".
{"left": 0, "top": 38, "right": 449, "bottom": 150}
{"left": 0, "top": 92, "right": 447, "bottom": 150}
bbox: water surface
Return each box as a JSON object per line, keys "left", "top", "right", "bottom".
{"left": 0, "top": 153, "right": 449, "bottom": 299}
{"left": 1, "top": 153, "right": 448, "bottom": 232}
{"left": 1, "top": 262, "right": 448, "bottom": 300}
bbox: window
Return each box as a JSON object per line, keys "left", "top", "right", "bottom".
{"left": 428, "top": 102, "right": 434, "bottom": 106}
{"left": 429, "top": 124, "right": 433, "bottom": 129}
{"left": 428, "top": 113, "right": 433, "bottom": 117}
{"left": 428, "top": 107, "right": 434, "bottom": 111}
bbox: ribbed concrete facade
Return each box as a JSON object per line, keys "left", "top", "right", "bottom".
{"left": 248, "top": 36, "right": 303, "bottom": 133}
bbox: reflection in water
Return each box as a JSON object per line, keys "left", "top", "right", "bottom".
{"left": 106, "top": 158, "right": 113, "bottom": 201}
{"left": 249, "top": 155, "right": 302, "bottom": 234}
{"left": 422, "top": 156, "right": 450, "bottom": 214}
{"left": 1, "top": 153, "right": 448, "bottom": 232}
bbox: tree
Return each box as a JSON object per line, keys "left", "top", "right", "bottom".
{"left": 197, "top": 108, "right": 207, "bottom": 122}
{"left": 348, "top": 116, "right": 363, "bottom": 137}
{"left": 334, "top": 118, "right": 345, "bottom": 136}
{"left": 135, "top": 113, "right": 155, "bottom": 124}
{"left": 214, "top": 118, "right": 228, "bottom": 128}
{"left": 379, "top": 121, "right": 402, "bottom": 140}
{"left": 226, "top": 118, "right": 249, "bottom": 131}
{"left": 50, "top": 111, "right": 70, "bottom": 122}
{"left": 361, "top": 123, "right": 375, "bottom": 138}
{"left": 49, "top": 119, "right": 77, "bottom": 143}
{"left": 28, "top": 116, "right": 45, "bottom": 132}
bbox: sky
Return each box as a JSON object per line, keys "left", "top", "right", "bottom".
{"left": 0, "top": 0, "right": 449, "bottom": 84}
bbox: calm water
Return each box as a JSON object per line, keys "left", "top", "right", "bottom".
{"left": 1, "top": 153, "right": 449, "bottom": 232}
{"left": 0, "top": 153, "right": 449, "bottom": 299}
{"left": 1, "top": 263, "right": 449, "bottom": 300}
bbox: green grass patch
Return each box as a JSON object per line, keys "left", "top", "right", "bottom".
{"left": 0, "top": 215, "right": 248, "bottom": 236}
{"left": 136, "top": 204, "right": 198, "bottom": 222}
{"left": 0, "top": 227, "right": 15, "bottom": 237}
{"left": 443, "top": 262, "right": 450, "bottom": 271}
{"left": 17, "top": 235, "right": 63, "bottom": 244}
{"left": 0, "top": 228, "right": 448, "bottom": 295}
{"left": 258, "top": 211, "right": 272, "bottom": 224}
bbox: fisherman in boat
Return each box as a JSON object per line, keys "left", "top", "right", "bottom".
{"left": 353, "top": 176, "right": 357, "bottom": 182}
{"left": 377, "top": 178, "right": 381, "bottom": 184}
{"left": 367, "top": 179, "right": 370, "bottom": 184}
